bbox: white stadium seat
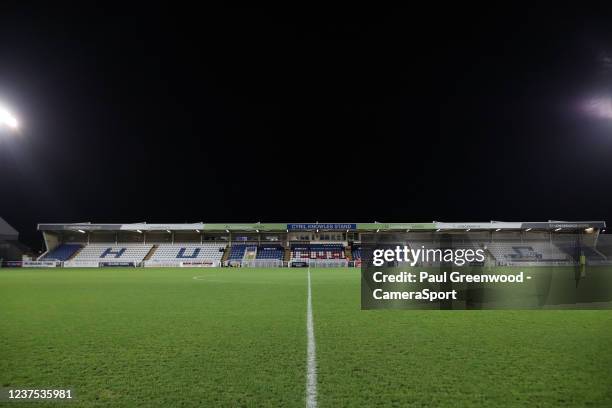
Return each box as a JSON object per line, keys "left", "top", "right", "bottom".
{"left": 72, "top": 244, "right": 153, "bottom": 262}
{"left": 149, "top": 243, "right": 226, "bottom": 262}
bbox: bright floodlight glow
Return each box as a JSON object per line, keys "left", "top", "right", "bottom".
{"left": 0, "top": 106, "right": 18, "bottom": 129}
{"left": 582, "top": 96, "right": 612, "bottom": 119}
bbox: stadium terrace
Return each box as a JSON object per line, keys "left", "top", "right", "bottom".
{"left": 20, "top": 220, "right": 607, "bottom": 269}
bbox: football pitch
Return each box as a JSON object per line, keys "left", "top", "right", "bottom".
{"left": 1, "top": 268, "right": 612, "bottom": 407}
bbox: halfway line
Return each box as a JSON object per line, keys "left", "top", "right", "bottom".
{"left": 306, "top": 267, "right": 317, "bottom": 408}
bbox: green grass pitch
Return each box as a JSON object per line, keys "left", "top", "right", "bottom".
{"left": 1, "top": 267, "right": 611, "bottom": 407}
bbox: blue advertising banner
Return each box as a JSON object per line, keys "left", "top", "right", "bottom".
{"left": 287, "top": 223, "right": 356, "bottom": 231}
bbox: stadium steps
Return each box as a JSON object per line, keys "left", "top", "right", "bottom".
{"left": 143, "top": 245, "right": 158, "bottom": 261}
{"left": 221, "top": 245, "right": 231, "bottom": 263}
{"left": 37, "top": 250, "right": 50, "bottom": 261}
{"left": 483, "top": 247, "right": 496, "bottom": 261}
{"left": 67, "top": 246, "right": 84, "bottom": 261}
{"left": 345, "top": 247, "right": 352, "bottom": 261}
{"left": 592, "top": 247, "right": 608, "bottom": 261}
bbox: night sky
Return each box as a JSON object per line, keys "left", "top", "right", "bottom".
{"left": 2, "top": 5, "right": 612, "bottom": 249}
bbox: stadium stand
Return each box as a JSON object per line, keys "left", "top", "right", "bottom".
{"left": 243, "top": 246, "right": 257, "bottom": 260}
{"left": 290, "top": 244, "right": 345, "bottom": 260}
{"left": 352, "top": 246, "right": 362, "bottom": 261}
{"left": 39, "top": 243, "right": 82, "bottom": 261}
{"left": 227, "top": 245, "right": 247, "bottom": 261}
{"left": 485, "top": 242, "right": 568, "bottom": 263}
{"left": 256, "top": 245, "right": 284, "bottom": 260}
{"left": 149, "top": 243, "right": 226, "bottom": 262}
{"left": 72, "top": 244, "right": 153, "bottom": 262}
{"left": 32, "top": 221, "right": 609, "bottom": 269}
{"left": 227, "top": 244, "right": 284, "bottom": 261}
{"left": 224, "top": 244, "right": 285, "bottom": 267}
{"left": 555, "top": 242, "right": 607, "bottom": 262}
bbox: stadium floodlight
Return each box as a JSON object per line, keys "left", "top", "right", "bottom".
{"left": 195, "top": 229, "right": 200, "bottom": 233}
{"left": 225, "top": 229, "right": 229, "bottom": 233}
{"left": 525, "top": 228, "right": 532, "bottom": 232}
{"left": 554, "top": 228, "right": 562, "bottom": 232}
{"left": 136, "top": 230, "right": 142, "bottom": 234}
{"left": 495, "top": 228, "right": 501, "bottom": 232}
{"left": 77, "top": 229, "right": 86, "bottom": 234}
{"left": 0, "top": 105, "right": 18, "bottom": 130}
{"left": 376, "top": 229, "right": 380, "bottom": 233}
{"left": 166, "top": 230, "right": 171, "bottom": 234}
{"left": 585, "top": 227, "right": 594, "bottom": 233}
{"left": 436, "top": 229, "right": 441, "bottom": 232}
{"left": 582, "top": 96, "right": 612, "bottom": 119}
{"left": 466, "top": 228, "right": 471, "bottom": 232}
{"left": 256, "top": 229, "right": 260, "bottom": 233}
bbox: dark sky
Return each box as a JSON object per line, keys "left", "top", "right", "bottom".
{"left": 2, "top": 5, "right": 612, "bottom": 249}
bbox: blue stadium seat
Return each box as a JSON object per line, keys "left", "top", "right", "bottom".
{"left": 256, "top": 245, "right": 284, "bottom": 260}
{"left": 40, "top": 243, "right": 82, "bottom": 261}
{"left": 228, "top": 245, "right": 247, "bottom": 260}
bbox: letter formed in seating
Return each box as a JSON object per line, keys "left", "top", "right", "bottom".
{"left": 100, "top": 248, "right": 126, "bottom": 258}
{"left": 177, "top": 247, "right": 201, "bottom": 259}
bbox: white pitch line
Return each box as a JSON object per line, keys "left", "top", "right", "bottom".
{"left": 306, "top": 267, "right": 317, "bottom": 408}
